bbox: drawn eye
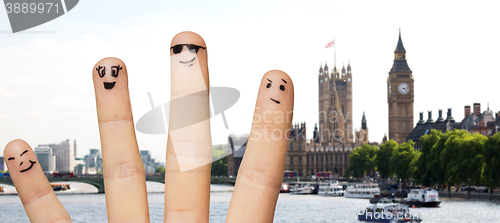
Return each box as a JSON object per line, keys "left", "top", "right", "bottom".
{"left": 280, "top": 85, "right": 285, "bottom": 91}
{"left": 111, "top": 65, "right": 122, "bottom": 77}
{"left": 266, "top": 83, "right": 272, "bottom": 88}
{"left": 96, "top": 66, "right": 105, "bottom": 78}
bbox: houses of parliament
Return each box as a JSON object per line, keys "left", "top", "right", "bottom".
{"left": 285, "top": 31, "right": 414, "bottom": 177}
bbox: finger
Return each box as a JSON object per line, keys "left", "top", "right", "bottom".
{"left": 227, "top": 70, "right": 294, "bottom": 222}
{"left": 164, "top": 31, "right": 212, "bottom": 222}
{"left": 4, "top": 139, "right": 71, "bottom": 222}
{"left": 93, "top": 57, "right": 149, "bottom": 222}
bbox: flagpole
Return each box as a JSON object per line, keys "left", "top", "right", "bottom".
{"left": 334, "top": 37, "right": 336, "bottom": 68}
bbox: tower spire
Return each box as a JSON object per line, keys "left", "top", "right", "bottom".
{"left": 395, "top": 28, "right": 406, "bottom": 53}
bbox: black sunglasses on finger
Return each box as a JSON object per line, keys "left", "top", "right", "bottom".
{"left": 170, "top": 44, "right": 206, "bottom": 54}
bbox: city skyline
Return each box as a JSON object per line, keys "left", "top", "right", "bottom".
{"left": 1, "top": 1, "right": 499, "bottom": 163}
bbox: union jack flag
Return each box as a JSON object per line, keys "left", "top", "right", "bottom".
{"left": 325, "top": 39, "right": 335, "bottom": 48}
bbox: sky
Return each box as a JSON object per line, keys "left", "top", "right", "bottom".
{"left": 1, "top": 0, "right": 499, "bottom": 163}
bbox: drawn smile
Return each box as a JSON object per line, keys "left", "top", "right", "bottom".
{"left": 20, "top": 160, "right": 36, "bottom": 173}
{"left": 270, "top": 98, "right": 280, "bottom": 104}
{"left": 179, "top": 57, "right": 196, "bottom": 66}
{"left": 104, "top": 82, "right": 116, "bottom": 89}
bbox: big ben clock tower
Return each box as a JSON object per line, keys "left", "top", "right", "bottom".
{"left": 387, "top": 30, "right": 414, "bottom": 144}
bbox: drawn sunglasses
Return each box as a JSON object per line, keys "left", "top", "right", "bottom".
{"left": 170, "top": 44, "right": 206, "bottom": 54}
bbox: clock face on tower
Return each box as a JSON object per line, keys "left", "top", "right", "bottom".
{"left": 398, "top": 82, "right": 409, "bottom": 95}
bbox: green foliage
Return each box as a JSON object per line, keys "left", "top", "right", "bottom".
{"left": 376, "top": 140, "right": 397, "bottom": 179}
{"left": 378, "top": 129, "right": 498, "bottom": 188}
{"left": 348, "top": 144, "right": 378, "bottom": 178}
{"left": 413, "top": 129, "right": 441, "bottom": 186}
{"left": 482, "top": 132, "right": 500, "bottom": 187}
{"left": 440, "top": 130, "right": 486, "bottom": 186}
{"left": 211, "top": 145, "right": 228, "bottom": 177}
{"left": 155, "top": 166, "right": 165, "bottom": 174}
{"left": 428, "top": 130, "right": 453, "bottom": 186}
{"left": 390, "top": 140, "right": 417, "bottom": 181}
{"left": 211, "top": 156, "right": 228, "bottom": 177}
{"left": 409, "top": 150, "right": 421, "bottom": 180}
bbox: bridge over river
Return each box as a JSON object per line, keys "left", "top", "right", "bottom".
{"left": 0, "top": 177, "right": 359, "bottom": 193}
{"left": 0, "top": 176, "right": 240, "bottom": 193}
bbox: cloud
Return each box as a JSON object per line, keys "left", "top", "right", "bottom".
{"left": 21, "top": 110, "right": 46, "bottom": 119}
{"left": 49, "top": 97, "right": 91, "bottom": 110}
{"left": 0, "top": 112, "right": 15, "bottom": 120}
{"left": 6, "top": 76, "right": 40, "bottom": 87}
{"left": 0, "top": 87, "right": 16, "bottom": 98}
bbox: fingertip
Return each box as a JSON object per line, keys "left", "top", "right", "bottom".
{"left": 94, "top": 57, "right": 124, "bottom": 66}
{"left": 262, "top": 70, "right": 294, "bottom": 89}
{"left": 4, "top": 139, "right": 30, "bottom": 158}
{"left": 4, "top": 139, "right": 40, "bottom": 176}
{"left": 171, "top": 31, "right": 206, "bottom": 48}
{"left": 257, "top": 70, "right": 294, "bottom": 113}
{"left": 93, "top": 57, "right": 128, "bottom": 93}
{"left": 93, "top": 57, "right": 127, "bottom": 77}
{"left": 4, "top": 140, "right": 71, "bottom": 222}
{"left": 170, "top": 31, "right": 209, "bottom": 95}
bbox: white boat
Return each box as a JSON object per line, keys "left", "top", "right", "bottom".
{"left": 344, "top": 183, "right": 380, "bottom": 198}
{"left": 406, "top": 188, "right": 441, "bottom": 207}
{"left": 317, "top": 180, "right": 344, "bottom": 196}
{"left": 290, "top": 182, "right": 319, "bottom": 195}
{"left": 358, "top": 198, "right": 422, "bottom": 222}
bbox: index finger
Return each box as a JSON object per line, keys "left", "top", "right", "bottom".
{"left": 93, "top": 57, "right": 150, "bottom": 222}
{"left": 4, "top": 140, "right": 71, "bottom": 222}
{"left": 164, "top": 31, "right": 212, "bottom": 222}
{"left": 227, "top": 70, "right": 294, "bottom": 222}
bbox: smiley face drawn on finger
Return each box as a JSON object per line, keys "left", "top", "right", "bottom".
{"left": 170, "top": 44, "right": 206, "bottom": 67}
{"left": 96, "top": 65, "right": 123, "bottom": 90}
{"left": 7, "top": 149, "right": 37, "bottom": 173}
{"left": 266, "top": 78, "right": 287, "bottom": 104}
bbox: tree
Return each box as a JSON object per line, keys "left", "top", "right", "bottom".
{"left": 155, "top": 166, "right": 166, "bottom": 175}
{"left": 211, "top": 145, "right": 228, "bottom": 176}
{"left": 376, "top": 140, "right": 397, "bottom": 179}
{"left": 441, "top": 130, "right": 485, "bottom": 186}
{"left": 429, "top": 130, "right": 457, "bottom": 187}
{"left": 413, "top": 129, "right": 441, "bottom": 186}
{"left": 211, "top": 156, "right": 228, "bottom": 177}
{"left": 440, "top": 130, "right": 467, "bottom": 186}
{"left": 409, "top": 150, "right": 421, "bottom": 182}
{"left": 390, "top": 140, "right": 417, "bottom": 182}
{"left": 348, "top": 144, "right": 377, "bottom": 178}
{"left": 457, "top": 133, "right": 486, "bottom": 185}
{"left": 482, "top": 132, "right": 500, "bottom": 188}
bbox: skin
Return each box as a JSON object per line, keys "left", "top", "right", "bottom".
{"left": 3, "top": 31, "right": 294, "bottom": 223}
{"left": 4, "top": 140, "right": 71, "bottom": 223}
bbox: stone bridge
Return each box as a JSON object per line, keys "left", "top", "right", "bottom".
{"left": 0, "top": 177, "right": 237, "bottom": 193}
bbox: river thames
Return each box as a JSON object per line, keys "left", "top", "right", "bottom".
{"left": 1, "top": 183, "right": 499, "bottom": 222}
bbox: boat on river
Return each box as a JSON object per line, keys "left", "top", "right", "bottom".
{"left": 51, "top": 183, "right": 70, "bottom": 192}
{"left": 289, "top": 182, "right": 319, "bottom": 195}
{"left": 401, "top": 188, "right": 440, "bottom": 207}
{"left": 317, "top": 180, "right": 344, "bottom": 196}
{"left": 358, "top": 198, "right": 422, "bottom": 222}
{"left": 280, "top": 183, "right": 290, "bottom": 193}
{"left": 344, "top": 183, "right": 380, "bottom": 199}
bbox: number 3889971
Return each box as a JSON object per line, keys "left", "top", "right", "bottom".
{"left": 5, "top": 3, "right": 60, "bottom": 14}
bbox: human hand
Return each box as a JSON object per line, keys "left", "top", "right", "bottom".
{"left": 3, "top": 31, "right": 294, "bottom": 222}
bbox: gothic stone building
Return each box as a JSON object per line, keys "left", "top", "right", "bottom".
{"left": 407, "top": 103, "right": 500, "bottom": 150}
{"left": 387, "top": 31, "right": 415, "bottom": 144}
{"left": 285, "top": 61, "right": 373, "bottom": 178}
